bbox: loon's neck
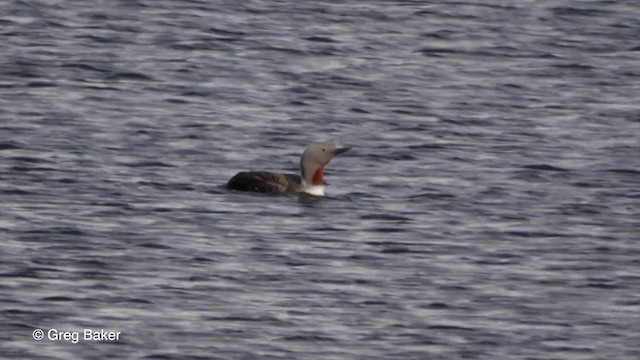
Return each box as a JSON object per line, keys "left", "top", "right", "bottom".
{"left": 301, "top": 164, "right": 325, "bottom": 196}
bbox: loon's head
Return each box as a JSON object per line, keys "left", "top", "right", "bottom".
{"left": 299, "top": 143, "right": 350, "bottom": 195}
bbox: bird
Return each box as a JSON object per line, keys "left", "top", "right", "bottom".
{"left": 226, "top": 143, "right": 350, "bottom": 196}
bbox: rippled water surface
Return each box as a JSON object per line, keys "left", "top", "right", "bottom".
{"left": 1, "top": 1, "right": 639, "bottom": 359}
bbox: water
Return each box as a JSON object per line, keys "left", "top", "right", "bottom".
{"left": 1, "top": 1, "right": 639, "bottom": 359}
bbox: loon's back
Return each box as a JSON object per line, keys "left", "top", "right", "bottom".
{"left": 226, "top": 171, "right": 302, "bottom": 194}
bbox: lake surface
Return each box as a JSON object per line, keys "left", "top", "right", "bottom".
{"left": 1, "top": 1, "right": 639, "bottom": 359}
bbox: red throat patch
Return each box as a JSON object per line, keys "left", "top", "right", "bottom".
{"left": 312, "top": 166, "right": 324, "bottom": 186}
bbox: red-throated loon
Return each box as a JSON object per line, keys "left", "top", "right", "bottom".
{"left": 226, "top": 143, "right": 351, "bottom": 196}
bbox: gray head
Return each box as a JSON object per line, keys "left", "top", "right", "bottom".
{"left": 300, "top": 143, "right": 351, "bottom": 186}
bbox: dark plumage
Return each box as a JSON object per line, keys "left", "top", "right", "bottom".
{"left": 226, "top": 172, "right": 302, "bottom": 194}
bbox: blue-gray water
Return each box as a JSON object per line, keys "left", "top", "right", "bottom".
{"left": 1, "top": 1, "right": 639, "bottom": 359}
